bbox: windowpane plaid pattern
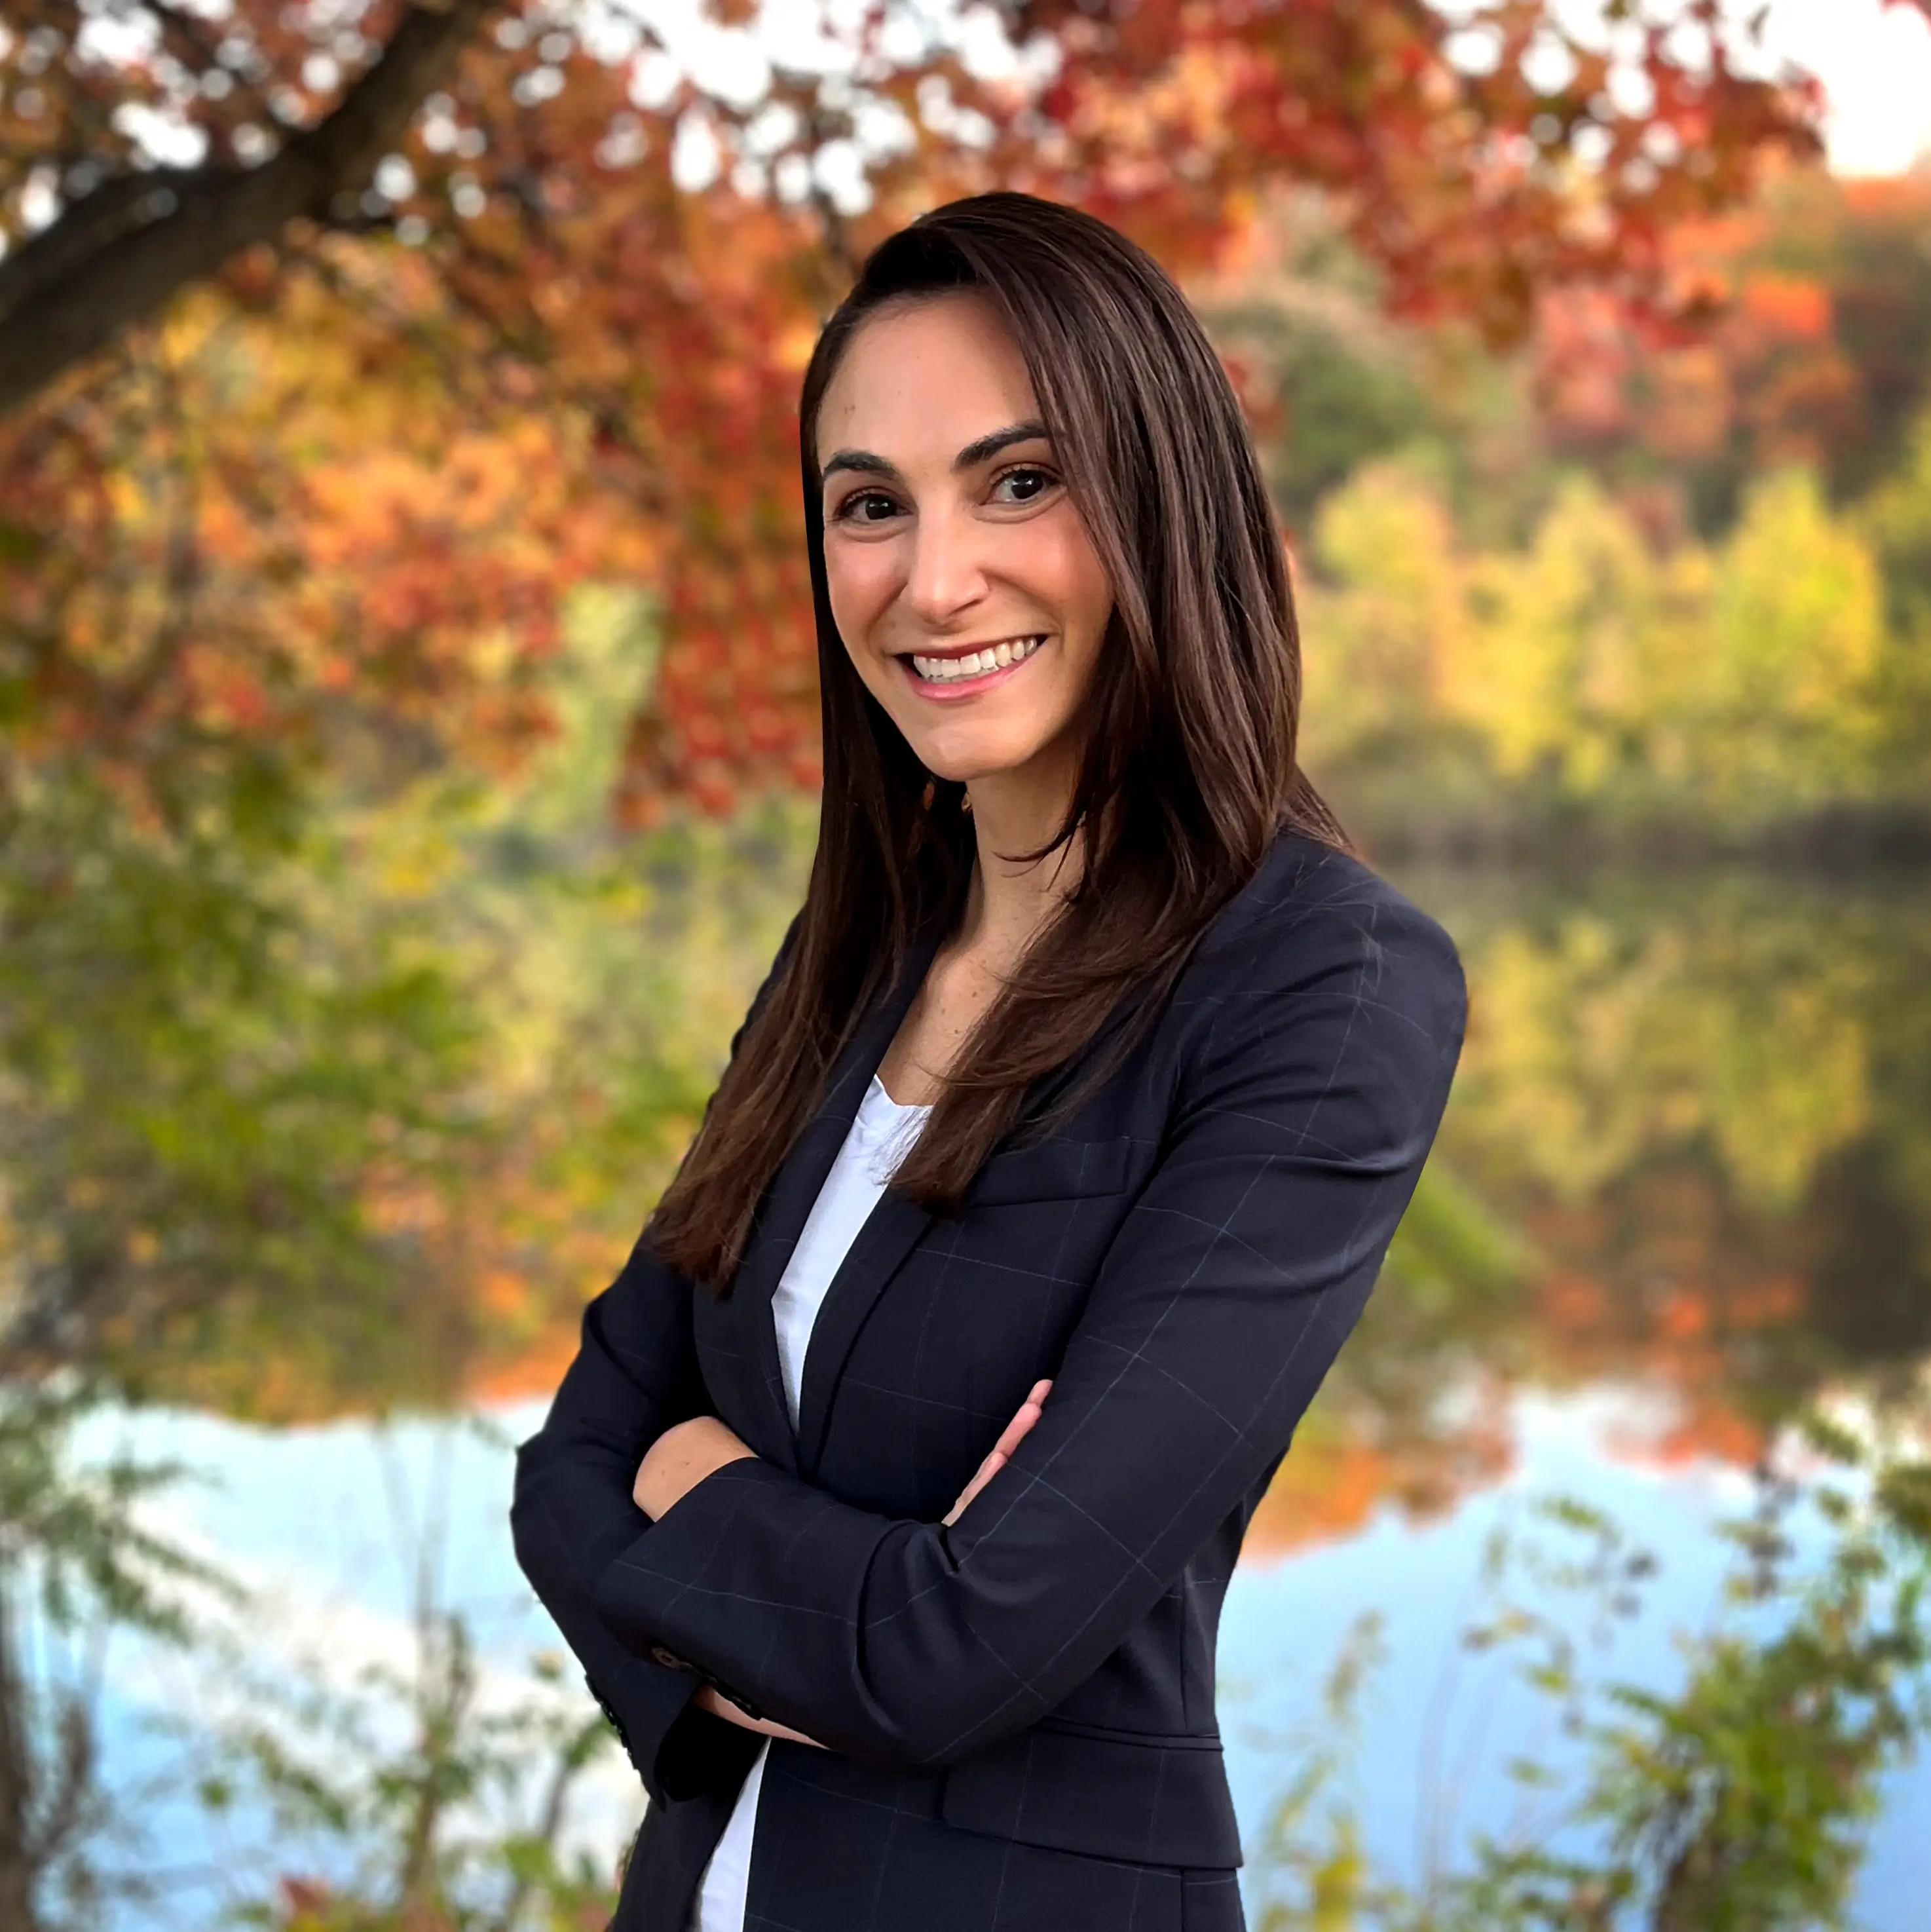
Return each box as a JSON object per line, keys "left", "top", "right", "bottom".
{"left": 512, "top": 833, "right": 1467, "bottom": 1931}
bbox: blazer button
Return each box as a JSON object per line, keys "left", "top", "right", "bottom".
{"left": 649, "top": 1644, "right": 694, "bottom": 1673}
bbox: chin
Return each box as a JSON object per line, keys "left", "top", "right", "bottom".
{"left": 914, "top": 728, "right": 1050, "bottom": 786}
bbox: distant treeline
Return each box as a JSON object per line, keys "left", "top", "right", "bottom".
{"left": 1298, "top": 444, "right": 1931, "bottom": 858}
{"left": 1209, "top": 168, "right": 1931, "bottom": 859}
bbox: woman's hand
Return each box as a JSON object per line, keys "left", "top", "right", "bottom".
{"left": 943, "top": 1379, "right": 1051, "bottom": 1527}
{"left": 693, "top": 1685, "right": 826, "bottom": 1747}
{"left": 688, "top": 1379, "right": 1050, "bottom": 1752}
{"left": 633, "top": 1415, "right": 757, "bottom": 1522}
{"left": 637, "top": 1383, "right": 1050, "bottom": 1746}
{"left": 634, "top": 1383, "right": 1046, "bottom": 1750}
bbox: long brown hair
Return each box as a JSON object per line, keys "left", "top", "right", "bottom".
{"left": 647, "top": 191, "right": 1346, "bottom": 1293}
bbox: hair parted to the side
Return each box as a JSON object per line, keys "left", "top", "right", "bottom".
{"left": 646, "top": 190, "right": 1349, "bottom": 1295}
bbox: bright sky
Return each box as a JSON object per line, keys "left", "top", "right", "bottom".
{"left": 1760, "top": 0, "right": 1931, "bottom": 173}
{"left": 645, "top": 0, "right": 1931, "bottom": 191}
{"left": 29, "top": 0, "right": 1931, "bottom": 202}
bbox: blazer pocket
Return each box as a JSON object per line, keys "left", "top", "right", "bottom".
{"left": 967, "top": 1135, "right": 1138, "bottom": 1208}
{"left": 937, "top": 1722, "right": 1243, "bottom": 1868}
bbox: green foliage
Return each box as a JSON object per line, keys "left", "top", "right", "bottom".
{"left": 1455, "top": 476, "right": 1708, "bottom": 799}
{"left": 1249, "top": 1416, "right": 1931, "bottom": 1932}
{"left": 1248, "top": 1614, "right": 1397, "bottom": 1931}
{"left": 1702, "top": 471, "right": 1886, "bottom": 808}
{"left": 5, "top": 1381, "right": 1919, "bottom": 1932}
{"left": 1303, "top": 459, "right": 1470, "bottom": 767}
{"left": 1, "top": 1391, "right": 628, "bottom": 1932}
{"left": 1299, "top": 435, "right": 1927, "bottom": 841}
{"left": 0, "top": 1380, "right": 239, "bottom": 1930}
{"left": 0, "top": 761, "right": 489, "bottom": 1412}
{"left": 1379, "top": 1164, "right": 1529, "bottom": 1320}
{"left": 1533, "top": 1441, "right": 1930, "bottom": 1932}
{"left": 1216, "top": 275, "right": 1450, "bottom": 537}
{"left": 1860, "top": 415, "right": 1931, "bottom": 785}
{"left": 1451, "top": 894, "right": 1881, "bottom": 1215}
{"left": 0, "top": 1381, "right": 230, "bottom": 1643}
{"left": 0, "top": 591, "right": 810, "bottom": 1416}
{"left": 207, "top": 1616, "right": 624, "bottom": 1932}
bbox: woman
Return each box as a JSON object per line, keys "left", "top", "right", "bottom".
{"left": 510, "top": 191, "right": 1466, "bottom": 1932}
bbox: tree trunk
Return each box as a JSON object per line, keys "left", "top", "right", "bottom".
{"left": 0, "top": 0, "right": 496, "bottom": 419}
{"left": 0, "top": 1590, "right": 45, "bottom": 1932}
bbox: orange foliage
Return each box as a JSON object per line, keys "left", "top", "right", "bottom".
{"left": 1514, "top": 1175, "right": 1824, "bottom": 1479}
{"left": 1243, "top": 1407, "right": 1517, "bottom": 1564}
{"left": 1738, "top": 272, "right": 1833, "bottom": 342}
{"left": 1533, "top": 167, "right": 1931, "bottom": 516}
{"left": 1242, "top": 1146, "right": 1865, "bottom": 1556}
{"left": 0, "top": 0, "right": 1829, "bottom": 816}
{"left": 468, "top": 1331, "right": 586, "bottom": 1411}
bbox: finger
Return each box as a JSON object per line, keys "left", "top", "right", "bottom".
{"left": 944, "top": 1381, "right": 1055, "bottom": 1526}
{"left": 764, "top": 1717, "right": 826, "bottom": 1747}
{"left": 699, "top": 1690, "right": 824, "bottom": 1749}
{"left": 942, "top": 1451, "right": 1000, "bottom": 1527}
{"left": 946, "top": 1447, "right": 1009, "bottom": 1524}
{"left": 989, "top": 1380, "right": 1053, "bottom": 1461}
{"left": 1013, "top": 1378, "right": 1053, "bottom": 1415}
{"left": 959, "top": 1441, "right": 1013, "bottom": 1506}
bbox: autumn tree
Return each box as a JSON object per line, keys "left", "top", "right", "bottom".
{"left": 1535, "top": 165, "right": 1931, "bottom": 536}
{"left": 0, "top": 0, "right": 1846, "bottom": 810}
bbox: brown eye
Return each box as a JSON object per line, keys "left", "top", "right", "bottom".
{"left": 992, "top": 466, "right": 1055, "bottom": 504}
{"left": 834, "top": 490, "right": 900, "bottom": 524}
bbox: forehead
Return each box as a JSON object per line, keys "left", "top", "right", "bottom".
{"left": 816, "top": 294, "right": 1040, "bottom": 468}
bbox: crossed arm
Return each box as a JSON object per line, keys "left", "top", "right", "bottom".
{"left": 639, "top": 1382, "right": 1054, "bottom": 1749}
{"left": 512, "top": 895, "right": 1465, "bottom": 1781}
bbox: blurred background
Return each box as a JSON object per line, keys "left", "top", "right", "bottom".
{"left": 5, "top": 1, "right": 1931, "bottom": 1927}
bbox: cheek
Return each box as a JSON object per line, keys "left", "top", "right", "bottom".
{"left": 1038, "top": 512, "right": 1114, "bottom": 649}
{"left": 824, "top": 539, "right": 897, "bottom": 643}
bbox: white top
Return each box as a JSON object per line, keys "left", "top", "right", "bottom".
{"left": 689, "top": 1072, "right": 932, "bottom": 1932}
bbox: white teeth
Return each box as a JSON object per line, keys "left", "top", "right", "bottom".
{"left": 910, "top": 635, "right": 1044, "bottom": 683}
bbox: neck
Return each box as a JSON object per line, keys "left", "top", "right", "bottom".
{"left": 952, "top": 745, "right": 1085, "bottom": 960}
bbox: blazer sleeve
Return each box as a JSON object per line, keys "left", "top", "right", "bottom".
{"left": 508, "top": 913, "right": 800, "bottom": 1806}
{"left": 586, "top": 891, "right": 1468, "bottom": 1771}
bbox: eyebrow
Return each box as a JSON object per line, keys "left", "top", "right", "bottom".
{"left": 819, "top": 419, "right": 1053, "bottom": 485}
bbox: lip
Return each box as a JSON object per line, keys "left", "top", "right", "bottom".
{"left": 897, "top": 637, "right": 1048, "bottom": 702}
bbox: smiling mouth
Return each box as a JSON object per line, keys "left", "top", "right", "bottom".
{"left": 903, "top": 635, "right": 1047, "bottom": 686}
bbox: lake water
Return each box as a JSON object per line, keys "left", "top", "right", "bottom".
{"left": 75, "top": 860, "right": 1931, "bottom": 1927}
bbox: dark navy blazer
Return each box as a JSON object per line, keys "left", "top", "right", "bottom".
{"left": 510, "top": 829, "right": 1466, "bottom": 1932}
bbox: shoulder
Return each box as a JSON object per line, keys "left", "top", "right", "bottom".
{"left": 1174, "top": 829, "right": 1467, "bottom": 1052}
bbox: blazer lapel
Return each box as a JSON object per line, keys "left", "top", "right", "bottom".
{"left": 727, "top": 925, "right": 1140, "bottom": 1479}
{"left": 792, "top": 1175, "right": 933, "bottom": 1479}
{"left": 786, "top": 935, "right": 1152, "bottom": 1477}
{"left": 789, "top": 1006, "right": 1129, "bottom": 1477}
{"left": 725, "top": 930, "right": 939, "bottom": 1475}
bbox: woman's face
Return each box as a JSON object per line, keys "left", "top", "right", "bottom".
{"left": 815, "top": 294, "right": 1115, "bottom": 789}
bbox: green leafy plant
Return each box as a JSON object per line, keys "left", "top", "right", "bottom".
{"left": 1250, "top": 1404, "right": 1931, "bottom": 1932}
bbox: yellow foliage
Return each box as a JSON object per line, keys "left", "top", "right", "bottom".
{"left": 1700, "top": 468, "right": 1886, "bottom": 805}
{"left": 1452, "top": 478, "right": 1711, "bottom": 794}
{"left": 1457, "top": 911, "right": 1871, "bottom": 1213}
{"left": 1298, "top": 457, "right": 1902, "bottom": 817}
{"left": 1300, "top": 461, "right": 1467, "bottom": 766}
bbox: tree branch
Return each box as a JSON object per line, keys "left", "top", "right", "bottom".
{"left": 0, "top": 0, "right": 497, "bottom": 419}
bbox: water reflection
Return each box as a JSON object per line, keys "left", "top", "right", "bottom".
{"left": 9, "top": 858, "right": 1931, "bottom": 1927}
{"left": 1243, "top": 865, "right": 1931, "bottom": 1566}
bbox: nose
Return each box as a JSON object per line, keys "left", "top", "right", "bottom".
{"left": 902, "top": 500, "right": 989, "bottom": 630}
